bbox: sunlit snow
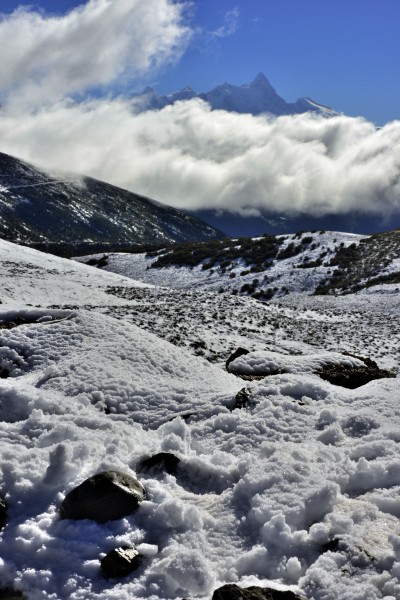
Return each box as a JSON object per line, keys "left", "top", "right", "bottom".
{"left": 0, "top": 238, "right": 399, "bottom": 600}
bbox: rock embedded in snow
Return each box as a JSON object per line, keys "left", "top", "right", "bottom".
{"left": 138, "top": 452, "right": 181, "bottom": 475}
{"left": 228, "top": 349, "right": 394, "bottom": 387}
{"left": 60, "top": 471, "right": 145, "bottom": 523}
{"left": 211, "top": 584, "right": 305, "bottom": 600}
{"left": 100, "top": 546, "right": 142, "bottom": 578}
{"left": 0, "top": 496, "right": 7, "bottom": 530}
{"left": 316, "top": 353, "right": 394, "bottom": 389}
{"left": 226, "top": 347, "right": 250, "bottom": 371}
{"left": 232, "top": 387, "right": 252, "bottom": 410}
{"left": 0, "top": 590, "right": 27, "bottom": 599}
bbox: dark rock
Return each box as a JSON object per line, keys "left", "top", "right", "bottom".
{"left": 316, "top": 355, "right": 394, "bottom": 389}
{"left": 60, "top": 471, "right": 145, "bottom": 523}
{"left": 321, "top": 538, "right": 341, "bottom": 553}
{"left": 100, "top": 545, "right": 141, "bottom": 578}
{"left": 0, "top": 589, "right": 27, "bottom": 600}
{"left": 168, "top": 412, "right": 197, "bottom": 422}
{"left": 212, "top": 584, "right": 305, "bottom": 600}
{"left": 139, "top": 452, "right": 180, "bottom": 475}
{"left": 0, "top": 496, "right": 7, "bottom": 530}
{"left": 226, "top": 347, "right": 249, "bottom": 371}
{"left": 232, "top": 387, "right": 251, "bottom": 410}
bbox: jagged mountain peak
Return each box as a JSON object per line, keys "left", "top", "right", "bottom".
{"left": 132, "top": 73, "right": 337, "bottom": 117}
{"left": 249, "top": 71, "right": 274, "bottom": 88}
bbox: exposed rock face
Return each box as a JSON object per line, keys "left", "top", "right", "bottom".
{"left": 0, "top": 496, "right": 7, "bottom": 530}
{"left": 139, "top": 452, "right": 180, "bottom": 475}
{"left": 60, "top": 471, "right": 145, "bottom": 523}
{"left": 226, "top": 348, "right": 249, "bottom": 371}
{"left": 211, "top": 584, "right": 305, "bottom": 600}
{"left": 100, "top": 546, "right": 141, "bottom": 578}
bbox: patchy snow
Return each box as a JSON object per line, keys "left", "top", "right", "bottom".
{"left": 75, "top": 230, "right": 364, "bottom": 297}
{"left": 0, "top": 238, "right": 399, "bottom": 600}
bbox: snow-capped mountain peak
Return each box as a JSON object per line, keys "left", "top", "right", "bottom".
{"left": 132, "top": 72, "right": 338, "bottom": 117}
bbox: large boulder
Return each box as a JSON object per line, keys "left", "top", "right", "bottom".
{"left": 60, "top": 471, "right": 145, "bottom": 523}
{"left": 211, "top": 584, "right": 305, "bottom": 600}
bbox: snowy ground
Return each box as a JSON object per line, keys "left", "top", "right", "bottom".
{"left": 0, "top": 238, "right": 400, "bottom": 600}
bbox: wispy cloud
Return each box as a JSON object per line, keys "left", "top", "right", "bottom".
{"left": 0, "top": 0, "right": 192, "bottom": 108}
{"left": 210, "top": 6, "right": 239, "bottom": 38}
{"left": 1, "top": 97, "right": 399, "bottom": 218}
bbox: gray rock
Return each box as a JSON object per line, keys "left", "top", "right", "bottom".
{"left": 100, "top": 545, "right": 142, "bottom": 578}
{"left": 0, "top": 496, "right": 7, "bottom": 530}
{"left": 212, "top": 584, "right": 306, "bottom": 600}
{"left": 60, "top": 471, "right": 145, "bottom": 523}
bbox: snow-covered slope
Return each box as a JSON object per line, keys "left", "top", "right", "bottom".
{"left": 0, "top": 152, "right": 226, "bottom": 250}
{"left": 76, "top": 231, "right": 364, "bottom": 298}
{"left": 1, "top": 238, "right": 400, "bottom": 600}
{"left": 132, "top": 73, "right": 338, "bottom": 117}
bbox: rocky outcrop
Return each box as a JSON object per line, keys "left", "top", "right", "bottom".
{"left": 100, "top": 546, "right": 141, "bottom": 578}
{"left": 211, "top": 584, "right": 305, "bottom": 600}
{"left": 60, "top": 471, "right": 145, "bottom": 523}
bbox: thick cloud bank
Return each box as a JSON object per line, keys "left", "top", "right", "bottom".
{"left": 0, "top": 98, "right": 400, "bottom": 217}
{"left": 0, "top": 0, "right": 190, "bottom": 106}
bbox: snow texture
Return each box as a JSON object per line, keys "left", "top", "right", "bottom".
{"left": 0, "top": 238, "right": 399, "bottom": 600}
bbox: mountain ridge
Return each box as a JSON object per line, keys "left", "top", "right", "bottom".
{"left": 132, "top": 72, "right": 338, "bottom": 117}
{"left": 0, "top": 151, "right": 227, "bottom": 252}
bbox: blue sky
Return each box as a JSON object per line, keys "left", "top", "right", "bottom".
{"left": 1, "top": 0, "right": 400, "bottom": 124}
{"left": 0, "top": 0, "right": 400, "bottom": 221}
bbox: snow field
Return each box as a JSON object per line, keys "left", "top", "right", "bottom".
{"left": 0, "top": 238, "right": 399, "bottom": 599}
{"left": 0, "top": 309, "right": 399, "bottom": 599}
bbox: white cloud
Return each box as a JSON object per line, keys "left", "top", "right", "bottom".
{"left": 0, "top": 0, "right": 191, "bottom": 107}
{"left": 0, "top": 97, "right": 399, "bottom": 218}
{"left": 210, "top": 6, "right": 239, "bottom": 38}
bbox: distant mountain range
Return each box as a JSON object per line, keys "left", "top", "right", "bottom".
{"left": 132, "top": 72, "right": 338, "bottom": 117}
{"left": 190, "top": 208, "right": 400, "bottom": 237}
{"left": 0, "top": 152, "right": 226, "bottom": 254}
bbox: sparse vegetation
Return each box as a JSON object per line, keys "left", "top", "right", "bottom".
{"left": 148, "top": 235, "right": 283, "bottom": 271}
